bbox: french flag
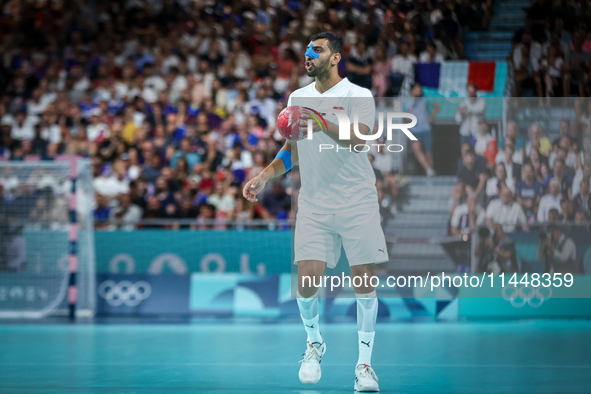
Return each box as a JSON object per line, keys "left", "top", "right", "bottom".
{"left": 413, "top": 61, "right": 507, "bottom": 97}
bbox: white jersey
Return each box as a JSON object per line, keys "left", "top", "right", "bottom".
{"left": 288, "top": 78, "right": 378, "bottom": 214}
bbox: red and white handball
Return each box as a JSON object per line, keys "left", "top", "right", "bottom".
{"left": 276, "top": 106, "right": 307, "bottom": 141}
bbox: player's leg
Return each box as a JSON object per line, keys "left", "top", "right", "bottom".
{"left": 297, "top": 259, "right": 327, "bottom": 344}
{"left": 338, "top": 209, "right": 386, "bottom": 391}
{"left": 350, "top": 264, "right": 380, "bottom": 391}
{"left": 296, "top": 260, "right": 328, "bottom": 385}
{"left": 294, "top": 211, "right": 339, "bottom": 385}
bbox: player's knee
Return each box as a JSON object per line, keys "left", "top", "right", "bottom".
{"left": 297, "top": 285, "right": 318, "bottom": 298}
{"left": 350, "top": 264, "right": 374, "bottom": 279}
{"left": 298, "top": 261, "right": 325, "bottom": 277}
{"left": 298, "top": 261, "right": 325, "bottom": 293}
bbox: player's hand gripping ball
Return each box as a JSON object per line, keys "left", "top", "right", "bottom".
{"left": 276, "top": 106, "right": 325, "bottom": 141}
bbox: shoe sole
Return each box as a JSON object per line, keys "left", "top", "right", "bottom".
{"left": 298, "top": 343, "right": 326, "bottom": 385}
{"left": 299, "top": 369, "right": 321, "bottom": 384}
{"left": 354, "top": 382, "right": 380, "bottom": 392}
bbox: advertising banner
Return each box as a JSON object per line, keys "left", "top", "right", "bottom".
{"left": 95, "top": 230, "right": 292, "bottom": 274}
{"left": 189, "top": 273, "right": 458, "bottom": 320}
{"left": 96, "top": 273, "right": 190, "bottom": 315}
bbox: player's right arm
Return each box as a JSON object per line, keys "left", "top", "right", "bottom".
{"left": 242, "top": 140, "right": 298, "bottom": 202}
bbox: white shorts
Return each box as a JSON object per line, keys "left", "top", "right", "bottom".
{"left": 294, "top": 207, "right": 389, "bottom": 269}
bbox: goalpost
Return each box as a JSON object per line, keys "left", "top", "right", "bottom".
{"left": 0, "top": 159, "right": 95, "bottom": 318}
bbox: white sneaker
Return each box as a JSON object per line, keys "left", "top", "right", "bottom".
{"left": 354, "top": 364, "right": 380, "bottom": 392}
{"left": 298, "top": 341, "right": 326, "bottom": 384}
{"left": 426, "top": 168, "right": 436, "bottom": 177}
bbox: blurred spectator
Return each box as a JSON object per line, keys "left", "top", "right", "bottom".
{"left": 512, "top": 32, "right": 542, "bottom": 97}
{"left": 93, "top": 194, "right": 111, "bottom": 229}
{"left": 370, "top": 141, "right": 400, "bottom": 214}
{"left": 86, "top": 109, "right": 110, "bottom": 142}
{"left": 573, "top": 179, "right": 591, "bottom": 218}
{"left": 548, "top": 208, "right": 560, "bottom": 223}
{"left": 8, "top": 111, "right": 37, "bottom": 142}
{"left": 544, "top": 158, "right": 572, "bottom": 200}
{"left": 207, "top": 183, "right": 237, "bottom": 220}
{"left": 486, "top": 163, "right": 513, "bottom": 202}
{"left": 94, "top": 160, "right": 129, "bottom": 198}
{"left": 552, "top": 119, "right": 574, "bottom": 146}
{"left": 528, "top": 147, "right": 550, "bottom": 183}
{"left": 549, "top": 137, "right": 577, "bottom": 174}
{"left": 457, "top": 143, "right": 489, "bottom": 197}
{"left": 515, "top": 162, "right": 544, "bottom": 223}
{"left": 497, "top": 141, "right": 522, "bottom": 186}
{"left": 390, "top": 42, "right": 417, "bottom": 95}
{"left": 538, "top": 178, "right": 563, "bottom": 223}
{"left": 485, "top": 183, "right": 529, "bottom": 232}
{"left": 262, "top": 181, "right": 291, "bottom": 219}
{"left": 538, "top": 224, "right": 578, "bottom": 274}
{"left": 489, "top": 223, "right": 518, "bottom": 273}
{"left": 449, "top": 180, "right": 468, "bottom": 218}
{"left": 455, "top": 83, "right": 486, "bottom": 145}
{"left": 171, "top": 138, "right": 200, "bottom": 169}
{"left": 474, "top": 121, "right": 497, "bottom": 165}
{"left": 475, "top": 223, "right": 518, "bottom": 274}
{"left": 372, "top": 46, "right": 392, "bottom": 97}
{"left": 572, "top": 164, "right": 590, "bottom": 198}
{"left": 526, "top": 123, "right": 552, "bottom": 157}
{"left": 419, "top": 41, "right": 444, "bottom": 63}
{"left": 197, "top": 203, "right": 217, "bottom": 230}
{"left": 347, "top": 40, "right": 373, "bottom": 90}
{"left": 450, "top": 192, "right": 485, "bottom": 235}
{"left": 110, "top": 193, "right": 143, "bottom": 231}
{"left": 179, "top": 197, "right": 199, "bottom": 219}
{"left": 404, "top": 83, "right": 440, "bottom": 176}
{"left": 496, "top": 121, "right": 525, "bottom": 164}
{"left": 565, "top": 34, "right": 591, "bottom": 98}
{"left": 540, "top": 45, "right": 566, "bottom": 100}
{"left": 560, "top": 196, "right": 573, "bottom": 223}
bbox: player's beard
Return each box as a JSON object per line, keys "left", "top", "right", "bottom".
{"left": 306, "top": 57, "right": 331, "bottom": 80}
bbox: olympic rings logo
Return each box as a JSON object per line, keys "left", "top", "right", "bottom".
{"left": 98, "top": 280, "right": 152, "bottom": 307}
{"left": 502, "top": 285, "right": 553, "bottom": 308}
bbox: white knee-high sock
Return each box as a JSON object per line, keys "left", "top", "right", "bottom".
{"left": 297, "top": 290, "right": 322, "bottom": 343}
{"left": 356, "top": 290, "right": 377, "bottom": 366}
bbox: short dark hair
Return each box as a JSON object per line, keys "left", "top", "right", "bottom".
{"left": 309, "top": 32, "right": 344, "bottom": 60}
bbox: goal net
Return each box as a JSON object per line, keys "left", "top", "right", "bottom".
{"left": 0, "top": 160, "right": 95, "bottom": 318}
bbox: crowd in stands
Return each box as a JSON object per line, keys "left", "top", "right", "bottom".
{"left": 511, "top": 0, "right": 591, "bottom": 98}
{"left": 0, "top": 0, "right": 485, "bottom": 229}
{"left": 450, "top": 102, "right": 591, "bottom": 236}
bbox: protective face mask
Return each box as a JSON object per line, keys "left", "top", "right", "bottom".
{"left": 305, "top": 45, "right": 319, "bottom": 59}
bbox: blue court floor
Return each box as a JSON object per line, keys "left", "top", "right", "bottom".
{"left": 0, "top": 320, "right": 590, "bottom": 393}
